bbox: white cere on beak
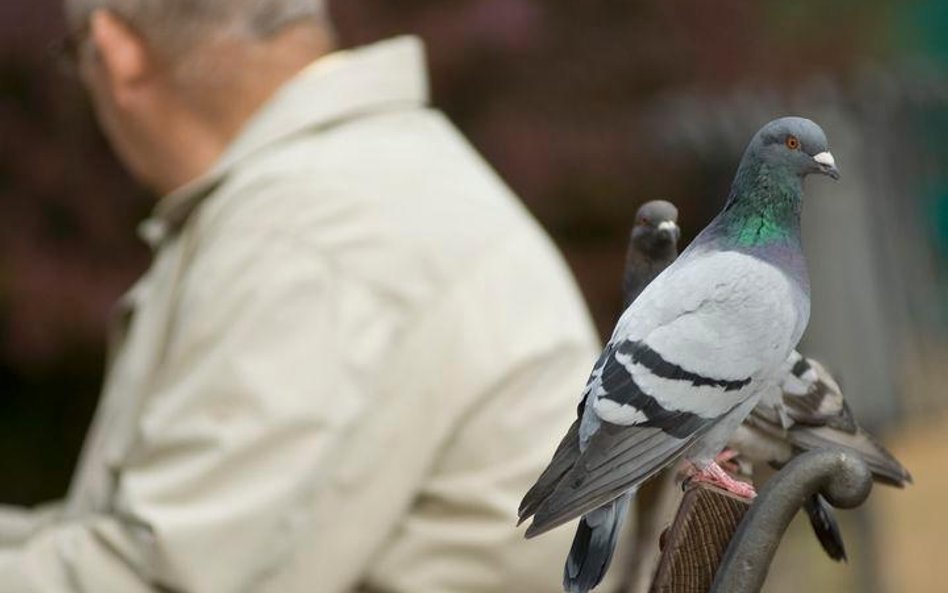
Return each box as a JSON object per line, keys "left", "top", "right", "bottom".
{"left": 813, "top": 151, "right": 836, "bottom": 168}
{"left": 657, "top": 220, "right": 678, "bottom": 233}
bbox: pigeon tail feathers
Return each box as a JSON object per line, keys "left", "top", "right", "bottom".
{"left": 563, "top": 493, "right": 631, "bottom": 593}
{"left": 803, "top": 494, "right": 847, "bottom": 562}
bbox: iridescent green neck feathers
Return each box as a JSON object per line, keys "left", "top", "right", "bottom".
{"left": 718, "top": 156, "right": 803, "bottom": 249}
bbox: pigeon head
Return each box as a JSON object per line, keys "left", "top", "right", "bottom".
{"left": 631, "top": 200, "right": 680, "bottom": 253}
{"left": 745, "top": 117, "right": 839, "bottom": 181}
{"left": 706, "top": 117, "right": 839, "bottom": 251}
{"left": 623, "top": 199, "right": 681, "bottom": 307}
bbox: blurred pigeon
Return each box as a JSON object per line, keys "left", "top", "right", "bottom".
{"left": 732, "top": 351, "right": 912, "bottom": 560}
{"left": 519, "top": 117, "right": 839, "bottom": 593}
{"left": 737, "top": 352, "right": 912, "bottom": 486}
{"left": 622, "top": 200, "right": 680, "bottom": 309}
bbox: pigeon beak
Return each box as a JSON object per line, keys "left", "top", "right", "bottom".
{"left": 657, "top": 220, "right": 680, "bottom": 242}
{"left": 813, "top": 151, "right": 840, "bottom": 180}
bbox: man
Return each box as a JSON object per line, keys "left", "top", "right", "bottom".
{"left": 0, "top": 1, "right": 612, "bottom": 591}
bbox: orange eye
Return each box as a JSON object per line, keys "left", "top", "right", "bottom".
{"left": 785, "top": 135, "right": 800, "bottom": 150}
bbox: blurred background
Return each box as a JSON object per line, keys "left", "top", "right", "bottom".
{"left": 0, "top": 1, "right": 945, "bottom": 591}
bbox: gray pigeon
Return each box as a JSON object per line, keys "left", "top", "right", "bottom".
{"left": 621, "top": 202, "right": 911, "bottom": 569}
{"left": 519, "top": 117, "right": 839, "bottom": 593}
{"left": 622, "top": 200, "right": 680, "bottom": 309}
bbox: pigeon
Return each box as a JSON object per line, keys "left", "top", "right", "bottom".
{"left": 736, "top": 351, "right": 912, "bottom": 487}
{"left": 732, "top": 351, "right": 912, "bottom": 560}
{"left": 622, "top": 200, "right": 680, "bottom": 309}
{"left": 519, "top": 116, "right": 839, "bottom": 593}
{"left": 620, "top": 200, "right": 911, "bottom": 569}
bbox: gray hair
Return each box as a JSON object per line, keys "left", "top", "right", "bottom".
{"left": 65, "top": 0, "right": 329, "bottom": 54}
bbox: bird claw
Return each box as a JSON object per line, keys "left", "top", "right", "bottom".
{"left": 715, "top": 448, "right": 742, "bottom": 475}
{"left": 686, "top": 461, "right": 757, "bottom": 499}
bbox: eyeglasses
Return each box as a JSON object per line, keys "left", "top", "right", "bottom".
{"left": 47, "top": 23, "right": 90, "bottom": 76}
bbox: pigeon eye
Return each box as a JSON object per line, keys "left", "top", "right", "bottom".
{"left": 785, "top": 135, "right": 800, "bottom": 150}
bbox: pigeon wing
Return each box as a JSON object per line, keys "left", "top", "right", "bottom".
{"left": 779, "top": 354, "right": 856, "bottom": 431}
{"left": 524, "top": 251, "right": 806, "bottom": 537}
{"left": 756, "top": 354, "right": 913, "bottom": 486}
{"left": 786, "top": 425, "right": 912, "bottom": 486}
{"left": 518, "top": 417, "right": 583, "bottom": 523}
{"left": 525, "top": 420, "right": 707, "bottom": 538}
{"left": 527, "top": 313, "right": 793, "bottom": 533}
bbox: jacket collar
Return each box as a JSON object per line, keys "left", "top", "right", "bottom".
{"left": 139, "top": 36, "right": 430, "bottom": 247}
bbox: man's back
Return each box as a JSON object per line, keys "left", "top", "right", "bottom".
{"left": 179, "top": 38, "right": 603, "bottom": 590}
{"left": 0, "top": 37, "right": 614, "bottom": 592}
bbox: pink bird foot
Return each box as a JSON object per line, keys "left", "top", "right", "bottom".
{"left": 715, "top": 448, "right": 742, "bottom": 475}
{"left": 686, "top": 461, "right": 757, "bottom": 499}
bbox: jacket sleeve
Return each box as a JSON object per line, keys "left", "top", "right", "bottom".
{"left": 0, "top": 504, "right": 62, "bottom": 548}
{"left": 0, "top": 227, "right": 381, "bottom": 592}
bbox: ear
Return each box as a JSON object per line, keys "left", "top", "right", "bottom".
{"left": 87, "top": 9, "right": 154, "bottom": 107}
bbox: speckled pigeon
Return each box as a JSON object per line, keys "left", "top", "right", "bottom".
{"left": 732, "top": 351, "right": 912, "bottom": 560}
{"left": 737, "top": 351, "right": 911, "bottom": 487}
{"left": 518, "top": 117, "right": 840, "bottom": 593}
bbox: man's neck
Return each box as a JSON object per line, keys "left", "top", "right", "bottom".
{"left": 153, "top": 24, "right": 334, "bottom": 194}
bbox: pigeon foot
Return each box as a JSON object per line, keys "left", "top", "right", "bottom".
{"left": 687, "top": 461, "right": 756, "bottom": 499}
{"left": 715, "top": 448, "right": 742, "bottom": 474}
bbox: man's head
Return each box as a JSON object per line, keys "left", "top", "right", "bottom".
{"left": 64, "top": 0, "right": 334, "bottom": 193}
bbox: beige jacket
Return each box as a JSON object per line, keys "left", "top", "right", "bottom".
{"left": 0, "top": 37, "right": 604, "bottom": 592}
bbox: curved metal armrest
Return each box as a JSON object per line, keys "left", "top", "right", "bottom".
{"left": 710, "top": 449, "right": 873, "bottom": 593}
